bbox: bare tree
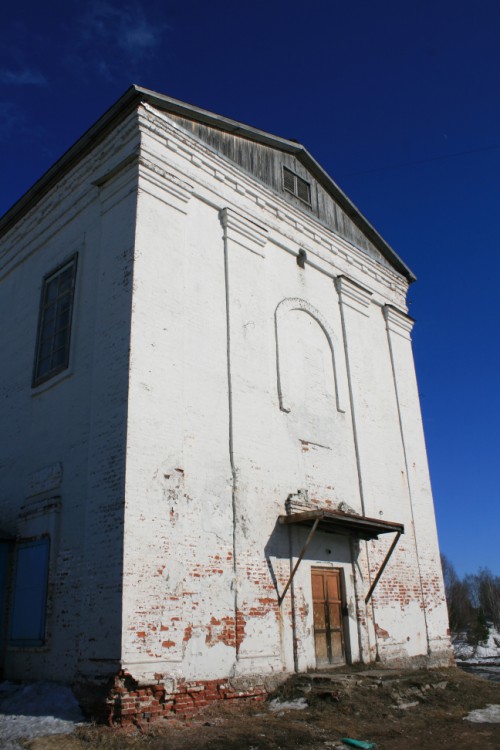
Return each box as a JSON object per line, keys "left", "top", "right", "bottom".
{"left": 441, "top": 556, "right": 500, "bottom": 643}
{"left": 440, "top": 554, "right": 474, "bottom": 633}
{"left": 465, "top": 568, "right": 500, "bottom": 630}
{"left": 441, "top": 553, "right": 458, "bottom": 596}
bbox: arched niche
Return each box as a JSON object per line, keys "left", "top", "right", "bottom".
{"left": 274, "top": 297, "right": 346, "bottom": 415}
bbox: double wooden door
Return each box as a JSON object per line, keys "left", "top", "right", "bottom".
{"left": 311, "top": 568, "right": 345, "bottom": 666}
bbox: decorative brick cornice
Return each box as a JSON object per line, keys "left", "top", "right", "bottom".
{"left": 139, "top": 105, "right": 409, "bottom": 307}
{"left": 383, "top": 305, "right": 414, "bottom": 340}
{"left": 138, "top": 156, "right": 193, "bottom": 214}
{"left": 220, "top": 207, "right": 268, "bottom": 257}
{"left": 0, "top": 116, "right": 139, "bottom": 280}
{"left": 26, "top": 462, "right": 63, "bottom": 498}
{"left": 97, "top": 156, "right": 139, "bottom": 215}
{"left": 335, "top": 275, "right": 372, "bottom": 317}
{"left": 19, "top": 497, "right": 61, "bottom": 521}
{"left": 93, "top": 153, "right": 139, "bottom": 188}
{"left": 285, "top": 489, "right": 313, "bottom": 514}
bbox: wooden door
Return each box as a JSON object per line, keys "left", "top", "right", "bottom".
{"left": 311, "top": 568, "right": 345, "bottom": 666}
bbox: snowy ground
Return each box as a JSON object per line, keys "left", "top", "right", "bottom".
{"left": 453, "top": 625, "right": 500, "bottom": 684}
{"left": 0, "top": 681, "right": 85, "bottom": 750}
{"left": 0, "top": 631, "right": 499, "bottom": 748}
{"left": 453, "top": 624, "right": 500, "bottom": 662}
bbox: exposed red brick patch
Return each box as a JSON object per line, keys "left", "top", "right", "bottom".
{"left": 375, "top": 623, "right": 390, "bottom": 639}
{"left": 235, "top": 609, "right": 246, "bottom": 651}
{"left": 103, "top": 672, "right": 266, "bottom": 725}
{"left": 205, "top": 615, "right": 236, "bottom": 647}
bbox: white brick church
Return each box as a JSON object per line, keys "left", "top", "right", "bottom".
{"left": 0, "top": 86, "right": 452, "bottom": 720}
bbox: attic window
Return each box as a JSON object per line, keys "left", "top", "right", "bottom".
{"left": 283, "top": 167, "right": 311, "bottom": 205}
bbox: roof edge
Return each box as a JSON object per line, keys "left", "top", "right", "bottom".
{"left": 0, "top": 85, "right": 416, "bottom": 282}
{"left": 0, "top": 86, "right": 141, "bottom": 238}
{"left": 297, "top": 149, "right": 416, "bottom": 282}
{"left": 135, "top": 87, "right": 414, "bottom": 282}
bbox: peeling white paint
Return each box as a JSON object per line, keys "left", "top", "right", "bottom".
{"left": 0, "top": 97, "right": 452, "bottom": 690}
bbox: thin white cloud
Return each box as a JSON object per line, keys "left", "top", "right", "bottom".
{"left": 96, "top": 59, "right": 114, "bottom": 82}
{"left": 72, "top": 1, "right": 168, "bottom": 82}
{"left": 119, "top": 19, "right": 159, "bottom": 53}
{"left": 0, "top": 69, "right": 48, "bottom": 86}
{"left": 0, "top": 102, "right": 26, "bottom": 141}
{"left": 80, "top": 1, "right": 164, "bottom": 60}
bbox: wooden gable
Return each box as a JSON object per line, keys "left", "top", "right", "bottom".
{"left": 164, "top": 112, "right": 391, "bottom": 270}
{"left": 0, "top": 85, "right": 415, "bottom": 283}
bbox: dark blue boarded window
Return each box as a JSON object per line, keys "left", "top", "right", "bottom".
{"left": 10, "top": 539, "right": 50, "bottom": 646}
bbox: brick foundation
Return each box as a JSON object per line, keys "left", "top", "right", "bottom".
{"left": 97, "top": 671, "right": 267, "bottom": 725}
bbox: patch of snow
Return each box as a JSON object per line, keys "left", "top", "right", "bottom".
{"left": 464, "top": 704, "right": 500, "bottom": 723}
{"left": 476, "top": 628, "right": 500, "bottom": 658}
{"left": 453, "top": 640, "right": 474, "bottom": 661}
{"left": 0, "top": 681, "right": 85, "bottom": 749}
{"left": 269, "top": 697, "right": 308, "bottom": 712}
{"left": 453, "top": 625, "right": 500, "bottom": 662}
{"left": 394, "top": 701, "right": 419, "bottom": 710}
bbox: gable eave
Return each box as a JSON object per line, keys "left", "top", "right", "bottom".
{"left": 0, "top": 84, "right": 416, "bottom": 282}
{"left": 296, "top": 148, "right": 416, "bottom": 282}
{"left": 136, "top": 87, "right": 415, "bottom": 282}
{"left": 0, "top": 86, "right": 141, "bottom": 239}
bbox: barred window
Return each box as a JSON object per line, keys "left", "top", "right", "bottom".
{"left": 33, "top": 255, "right": 77, "bottom": 387}
{"left": 282, "top": 166, "right": 311, "bottom": 205}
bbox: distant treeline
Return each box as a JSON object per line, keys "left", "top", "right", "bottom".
{"left": 441, "top": 555, "right": 500, "bottom": 642}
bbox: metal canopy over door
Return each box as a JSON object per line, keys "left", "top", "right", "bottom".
{"left": 312, "top": 567, "right": 345, "bottom": 666}
{"left": 277, "top": 510, "right": 404, "bottom": 607}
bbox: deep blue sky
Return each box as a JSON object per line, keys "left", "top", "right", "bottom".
{"left": 1, "top": 0, "right": 499, "bottom": 578}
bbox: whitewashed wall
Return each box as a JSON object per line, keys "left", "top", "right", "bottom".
{"left": 0, "top": 112, "right": 141, "bottom": 682}
{"left": 119, "top": 104, "right": 452, "bottom": 685}
{"left": 0, "top": 99, "right": 451, "bottom": 687}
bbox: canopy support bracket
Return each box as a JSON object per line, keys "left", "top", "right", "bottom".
{"left": 365, "top": 530, "right": 402, "bottom": 604}
{"left": 278, "top": 517, "right": 321, "bottom": 607}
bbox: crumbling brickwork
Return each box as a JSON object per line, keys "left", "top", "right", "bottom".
{"left": 102, "top": 672, "right": 266, "bottom": 725}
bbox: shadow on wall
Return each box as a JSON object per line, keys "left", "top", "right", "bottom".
{"left": 0, "top": 680, "right": 85, "bottom": 721}
{"left": 263, "top": 518, "right": 356, "bottom": 603}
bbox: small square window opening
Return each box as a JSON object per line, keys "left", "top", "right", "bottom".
{"left": 282, "top": 166, "right": 311, "bottom": 205}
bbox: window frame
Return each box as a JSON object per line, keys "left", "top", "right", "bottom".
{"left": 9, "top": 537, "right": 50, "bottom": 647}
{"left": 32, "top": 254, "right": 78, "bottom": 388}
{"left": 282, "top": 166, "right": 312, "bottom": 206}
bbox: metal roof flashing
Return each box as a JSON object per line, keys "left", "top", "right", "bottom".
{"left": 0, "top": 85, "right": 416, "bottom": 282}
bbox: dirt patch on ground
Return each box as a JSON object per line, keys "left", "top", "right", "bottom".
{"left": 23, "top": 667, "right": 500, "bottom": 750}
